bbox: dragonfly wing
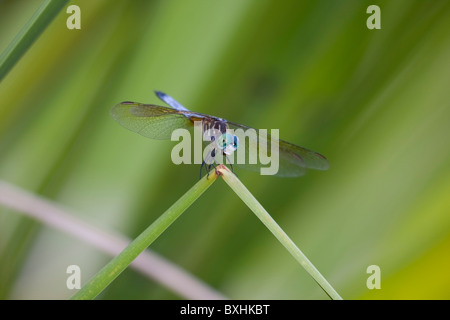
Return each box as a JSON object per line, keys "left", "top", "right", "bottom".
{"left": 110, "top": 102, "right": 194, "bottom": 139}
{"left": 226, "top": 121, "right": 329, "bottom": 177}
{"left": 154, "top": 91, "right": 190, "bottom": 112}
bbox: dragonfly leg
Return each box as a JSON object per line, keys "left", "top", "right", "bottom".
{"left": 211, "top": 148, "right": 220, "bottom": 176}
{"left": 200, "top": 148, "right": 219, "bottom": 180}
{"left": 206, "top": 148, "right": 219, "bottom": 179}
{"left": 203, "top": 162, "right": 218, "bottom": 179}
{"left": 201, "top": 148, "right": 213, "bottom": 179}
{"left": 199, "top": 160, "right": 206, "bottom": 180}
{"left": 211, "top": 162, "right": 217, "bottom": 175}
{"left": 206, "top": 164, "right": 210, "bottom": 179}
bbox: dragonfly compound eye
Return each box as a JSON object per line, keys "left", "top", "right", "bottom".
{"left": 233, "top": 135, "right": 239, "bottom": 149}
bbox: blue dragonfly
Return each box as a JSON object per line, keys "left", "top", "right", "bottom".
{"left": 110, "top": 91, "right": 329, "bottom": 177}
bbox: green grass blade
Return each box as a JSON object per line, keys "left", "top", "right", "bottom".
{"left": 218, "top": 165, "right": 342, "bottom": 300}
{"left": 71, "top": 171, "right": 218, "bottom": 300}
{"left": 0, "top": 0, "right": 70, "bottom": 82}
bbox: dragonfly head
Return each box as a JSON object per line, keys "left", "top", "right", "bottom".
{"left": 217, "top": 133, "right": 239, "bottom": 155}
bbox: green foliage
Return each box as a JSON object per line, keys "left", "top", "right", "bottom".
{"left": 0, "top": 0, "right": 70, "bottom": 81}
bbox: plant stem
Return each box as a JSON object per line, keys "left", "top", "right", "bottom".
{"left": 0, "top": 0, "right": 70, "bottom": 82}
{"left": 218, "top": 165, "right": 342, "bottom": 300}
{"left": 71, "top": 171, "right": 218, "bottom": 300}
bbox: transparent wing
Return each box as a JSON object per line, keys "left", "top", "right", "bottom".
{"left": 226, "top": 121, "right": 329, "bottom": 177}
{"left": 110, "top": 102, "right": 196, "bottom": 139}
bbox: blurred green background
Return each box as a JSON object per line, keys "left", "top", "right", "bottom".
{"left": 1, "top": 0, "right": 450, "bottom": 299}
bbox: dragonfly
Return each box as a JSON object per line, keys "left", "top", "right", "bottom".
{"left": 110, "top": 91, "right": 329, "bottom": 177}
